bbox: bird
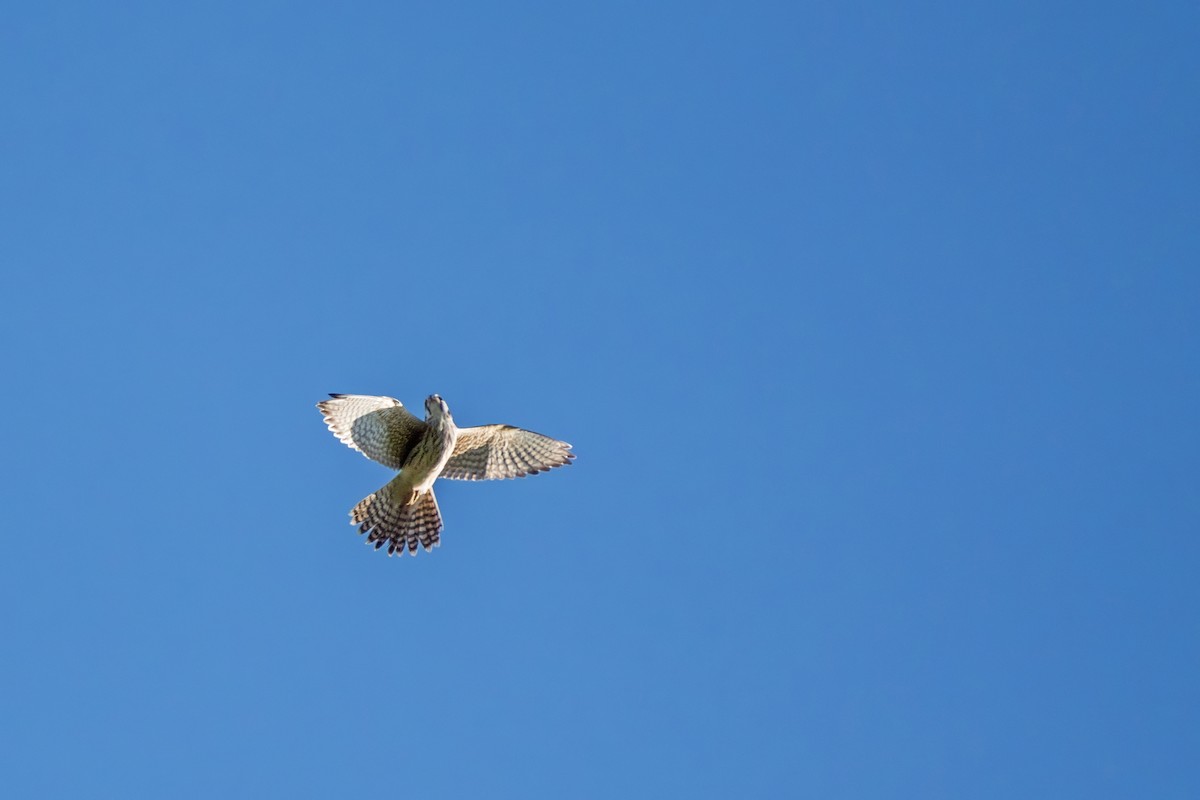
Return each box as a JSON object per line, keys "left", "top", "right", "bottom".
{"left": 317, "top": 393, "right": 574, "bottom": 557}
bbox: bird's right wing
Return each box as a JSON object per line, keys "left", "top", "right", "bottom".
{"left": 441, "top": 424, "right": 575, "bottom": 480}
{"left": 317, "top": 394, "right": 425, "bottom": 470}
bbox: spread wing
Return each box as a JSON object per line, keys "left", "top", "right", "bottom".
{"left": 317, "top": 394, "right": 426, "bottom": 470}
{"left": 441, "top": 424, "right": 575, "bottom": 480}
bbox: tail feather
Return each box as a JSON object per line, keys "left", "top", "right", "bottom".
{"left": 351, "top": 481, "right": 443, "bottom": 557}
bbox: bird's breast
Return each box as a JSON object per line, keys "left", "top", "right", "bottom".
{"left": 403, "top": 422, "right": 459, "bottom": 492}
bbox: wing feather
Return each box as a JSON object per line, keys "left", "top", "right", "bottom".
{"left": 441, "top": 424, "right": 575, "bottom": 481}
{"left": 317, "top": 394, "right": 425, "bottom": 469}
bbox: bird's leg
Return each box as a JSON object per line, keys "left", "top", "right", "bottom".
{"left": 383, "top": 477, "right": 421, "bottom": 507}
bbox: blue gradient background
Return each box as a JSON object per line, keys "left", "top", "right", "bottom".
{"left": 2, "top": 2, "right": 1198, "bottom": 797}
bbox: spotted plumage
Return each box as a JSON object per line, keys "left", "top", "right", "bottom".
{"left": 318, "top": 393, "right": 574, "bottom": 558}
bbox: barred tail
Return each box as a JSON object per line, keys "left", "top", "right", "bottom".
{"left": 351, "top": 481, "right": 443, "bottom": 557}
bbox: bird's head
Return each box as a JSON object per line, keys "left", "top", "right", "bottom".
{"left": 425, "top": 394, "right": 451, "bottom": 421}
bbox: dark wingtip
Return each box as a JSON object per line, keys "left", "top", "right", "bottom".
{"left": 328, "top": 393, "right": 344, "bottom": 398}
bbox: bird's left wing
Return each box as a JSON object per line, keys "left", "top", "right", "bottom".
{"left": 441, "top": 424, "right": 575, "bottom": 480}
{"left": 317, "top": 394, "right": 426, "bottom": 470}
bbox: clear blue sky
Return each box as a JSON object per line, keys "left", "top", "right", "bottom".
{"left": 3, "top": 2, "right": 1198, "bottom": 797}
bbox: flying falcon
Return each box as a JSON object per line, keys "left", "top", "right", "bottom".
{"left": 317, "top": 393, "right": 574, "bottom": 557}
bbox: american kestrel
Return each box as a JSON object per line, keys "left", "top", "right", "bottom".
{"left": 317, "top": 394, "right": 574, "bottom": 557}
